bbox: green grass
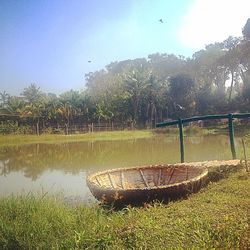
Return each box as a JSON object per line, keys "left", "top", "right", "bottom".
{"left": 0, "top": 130, "right": 153, "bottom": 147}
{"left": 153, "top": 125, "right": 215, "bottom": 136}
{"left": 154, "top": 124, "right": 250, "bottom": 139}
{"left": 1, "top": 125, "right": 249, "bottom": 148}
{"left": 0, "top": 170, "right": 249, "bottom": 249}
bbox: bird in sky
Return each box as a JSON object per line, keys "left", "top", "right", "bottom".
{"left": 88, "top": 60, "right": 92, "bottom": 63}
{"left": 159, "top": 19, "right": 164, "bottom": 23}
{"left": 175, "top": 104, "right": 185, "bottom": 110}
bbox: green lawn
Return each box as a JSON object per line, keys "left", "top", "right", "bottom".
{"left": 0, "top": 130, "right": 153, "bottom": 147}
{"left": 1, "top": 125, "right": 250, "bottom": 148}
{"left": 0, "top": 170, "right": 249, "bottom": 249}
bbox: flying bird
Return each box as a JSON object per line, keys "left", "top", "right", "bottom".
{"left": 159, "top": 19, "right": 164, "bottom": 23}
{"left": 88, "top": 60, "right": 92, "bottom": 63}
{"left": 175, "top": 104, "right": 185, "bottom": 110}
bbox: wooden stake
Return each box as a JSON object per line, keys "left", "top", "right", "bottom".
{"left": 186, "top": 166, "right": 189, "bottom": 180}
{"left": 242, "top": 139, "right": 249, "bottom": 172}
{"left": 167, "top": 166, "right": 175, "bottom": 185}
{"left": 108, "top": 172, "right": 115, "bottom": 188}
{"left": 120, "top": 171, "right": 124, "bottom": 189}
{"left": 178, "top": 119, "right": 184, "bottom": 163}
{"left": 157, "top": 168, "right": 162, "bottom": 186}
{"left": 139, "top": 169, "right": 149, "bottom": 188}
{"left": 228, "top": 114, "right": 236, "bottom": 159}
{"left": 95, "top": 176, "right": 101, "bottom": 186}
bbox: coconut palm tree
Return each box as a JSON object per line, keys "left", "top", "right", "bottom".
{"left": 0, "top": 91, "right": 10, "bottom": 108}
{"left": 21, "top": 84, "right": 45, "bottom": 135}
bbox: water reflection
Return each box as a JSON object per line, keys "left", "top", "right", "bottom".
{"left": 0, "top": 134, "right": 240, "bottom": 198}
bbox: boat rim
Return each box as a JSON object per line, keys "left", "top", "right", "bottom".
{"left": 87, "top": 164, "right": 208, "bottom": 192}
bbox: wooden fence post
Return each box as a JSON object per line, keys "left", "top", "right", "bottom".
{"left": 178, "top": 118, "right": 185, "bottom": 163}
{"left": 156, "top": 113, "right": 250, "bottom": 162}
{"left": 228, "top": 114, "right": 236, "bottom": 159}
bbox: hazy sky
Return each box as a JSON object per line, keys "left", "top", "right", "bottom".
{"left": 1, "top": 0, "right": 249, "bottom": 95}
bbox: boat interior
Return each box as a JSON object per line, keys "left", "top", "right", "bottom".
{"left": 90, "top": 165, "right": 205, "bottom": 190}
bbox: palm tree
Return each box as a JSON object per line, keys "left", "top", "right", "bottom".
{"left": 8, "top": 96, "right": 25, "bottom": 114}
{"left": 0, "top": 91, "right": 10, "bottom": 108}
{"left": 21, "top": 102, "right": 44, "bottom": 135}
{"left": 124, "top": 68, "right": 151, "bottom": 125}
{"left": 21, "top": 84, "right": 45, "bottom": 135}
{"left": 57, "top": 101, "right": 76, "bottom": 135}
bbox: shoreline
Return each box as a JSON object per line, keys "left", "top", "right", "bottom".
{"left": 0, "top": 130, "right": 153, "bottom": 147}
{"left": 0, "top": 169, "right": 249, "bottom": 249}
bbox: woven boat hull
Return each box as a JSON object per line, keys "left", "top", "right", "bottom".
{"left": 87, "top": 164, "right": 208, "bottom": 205}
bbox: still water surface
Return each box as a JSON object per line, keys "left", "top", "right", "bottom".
{"left": 0, "top": 134, "right": 242, "bottom": 202}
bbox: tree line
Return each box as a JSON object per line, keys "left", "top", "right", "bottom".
{"left": 0, "top": 19, "right": 250, "bottom": 134}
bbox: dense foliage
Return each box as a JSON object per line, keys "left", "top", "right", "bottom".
{"left": 1, "top": 19, "right": 250, "bottom": 134}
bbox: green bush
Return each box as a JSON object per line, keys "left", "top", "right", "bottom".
{"left": 0, "top": 121, "right": 33, "bottom": 135}
{"left": 0, "top": 121, "right": 18, "bottom": 134}
{"left": 41, "top": 127, "right": 65, "bottom": 134}
{"left": 16, "top": 125, "right": 33, "bottom": 134}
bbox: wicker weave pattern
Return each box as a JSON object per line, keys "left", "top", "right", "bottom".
{"left": 87, "top": 160, "right": 242, "bottom": 205}
{"left": 88, "top": 165, "right": 205, "bottom": 190}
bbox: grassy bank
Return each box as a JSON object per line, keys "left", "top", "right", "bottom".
{"left": 153, "top": 125, "right": 216, "bottom": 136}
{"left": 0, "top": 170, "right": 249, "bottom": 249}
{"left": 1, "top": 125, "right": 250, "bottom": 147}
{"left": 154, "top": 124, "right": 250, "bottom": 137}
{"left": 0, "top": 130, "right": 153, "bottom": 147}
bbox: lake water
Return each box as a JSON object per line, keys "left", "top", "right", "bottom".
{"left": 0, "top": 134, "right": 243, "bottom": 202}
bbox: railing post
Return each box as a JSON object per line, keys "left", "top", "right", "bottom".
{"left": 228, "top": 114, "right": 236, "bottom": 159}
{"left": 178, "top": 118, "right": 185, "bottom": 163}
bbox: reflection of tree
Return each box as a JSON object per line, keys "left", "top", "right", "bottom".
{"left": 0, "top": 159, "right": 10, "bottom": 176}
{"left": 186, "top": 137, "right": 204, "bottom": 145}
{"left": 0, "top": 135, "right": 234, "bottom": 180}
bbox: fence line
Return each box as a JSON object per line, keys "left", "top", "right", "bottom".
{"left": 156, "top": 113, "right": 250, "bottom": 163}
{"left": 0, "top": 122, "right": 135, "bottom": 135}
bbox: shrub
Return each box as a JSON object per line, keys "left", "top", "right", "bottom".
{"left": 0, "top": 121, "right": 33, "bottom": 135}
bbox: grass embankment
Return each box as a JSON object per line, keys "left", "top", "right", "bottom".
{"left": 1, "top": 125, "right": 249, "bottom": 147}
{"left": 0, "top": 170, "right": 249, "bottom": 249}
{"left": 0, "top": 130, "right": 153, "bottom": 147}
{"left": 154, "top": 124, "right": 250, "bottom": 137}
{"left": 154, "top": 125, "right": 216, "bottom": 136}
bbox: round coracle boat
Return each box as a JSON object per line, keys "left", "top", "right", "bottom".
{"left": 87, "top": 164, "right": 208, "bottom": 205}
